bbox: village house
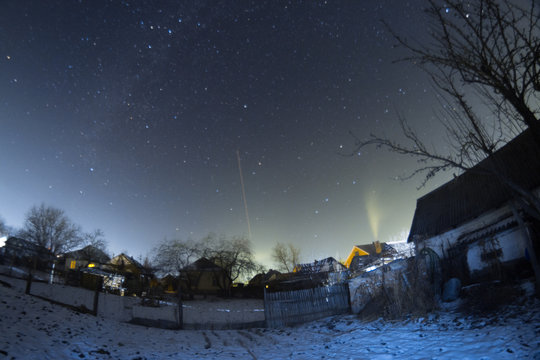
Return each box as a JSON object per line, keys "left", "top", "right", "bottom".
{"left": 60, "top": 245, "right": 114, "bottom": 289}
{"left": 179, "top": 257, "right": 230, "bottom": 297}
{"left": 248, "top": 269, "right": 281, "bottom": 287}
{"left": 344, "top": 241, "right": 398, "bottom": 272}
{"left": 246, "top": 269, "right": 282, "bottom": 295}
{"left": 407, "top": 130, "right": 540, "bottom": 284}
{"left": 108, "top": 253, "right": 153, "bottom": 295}
{"left": 294, "top": 257, "right": 346, "bottom": 274}
{"left": 159, "top": 274, "right": 179, "bottom": 294}
{"left": 62, "top": 245, "right": 111, "bottom": 271}
{"left": 277, "top": 257, "right": 348, "bottom": 289}
{"left": 0, "top": 236, "right": 54, "bottom": 271}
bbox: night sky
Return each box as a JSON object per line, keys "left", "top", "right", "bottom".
{"left": 0, "top": 1, "right": 452, "bottom": 266}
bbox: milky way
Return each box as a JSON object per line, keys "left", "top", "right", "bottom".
{"left": 0, "top": 1, "right": 451, "bottom": 265}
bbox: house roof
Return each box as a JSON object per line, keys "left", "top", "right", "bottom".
{"left": 294, "top": 257, "right": 345, "bottom": 273}
{"left": 407, "top": 129, "right": 540, "bottom": 242}
{"left": 65, "top": 245, "right": 110, "bottom": 264}
{"left": 354, "top": 243, "right": 393, "bottom": 256}
{"left": 344, "top": 242, "right": 396, "bottom": 268}
{"left": 109, "top": 253, "right": 146, "bottom": 271}
{"left": 248, "top": 269, "right": 281, "bottom": 285}
{"left": 183, "top": 257, "right": 223, "bottom": 271}
{"left": 80, "top": 267, "right": 115, "bottom": 277}
{"left": 3, "top": 237, "right": 53, "bottom": 259}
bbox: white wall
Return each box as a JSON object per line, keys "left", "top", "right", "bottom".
{"left": 499, "top": 228, "right": 527, "bottom": 262}
{"left": 98, "top": 292, "right": 136, "bottom": 322}
{"left": 132, "top": 304, "right": 179, "bottom": 323}
{"left": 466, "top": 227, "right": 527, "bottom": 273}
{"left": 30, "top": 282, "right": 95, "bottom": 310}
{"left": 420, "top": 202, "right": 530, "bottom": 277}
{"left": 421, "top": 206, "right": 512, "bottom": 259}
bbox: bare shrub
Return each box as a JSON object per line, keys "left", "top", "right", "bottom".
{"left": 357, "top": 257, "right": 438, "bottom": 321}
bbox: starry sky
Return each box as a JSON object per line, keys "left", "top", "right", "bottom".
{"left": 0, "top": 0, "right": 452, "bottom": 266}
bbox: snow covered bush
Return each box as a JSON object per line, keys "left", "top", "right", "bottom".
{"left": 349, "top": 256, "right": 437, "bottom": 319}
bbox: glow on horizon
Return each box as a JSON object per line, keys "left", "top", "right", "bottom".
{"left": 365, "top": 191, "right": 380, "bottom": 242}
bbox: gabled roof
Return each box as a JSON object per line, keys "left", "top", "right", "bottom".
{"left": 355, "top": 243, "right": 384, "bottom": 256}
{"left": 344, "top": 242, "right": 395, "bottom": 268}
{"left": 407, "top": 129, "right": 540, "bottom": 242}
{"left": 183, "top": 257, "right": 224, "bottom": 272}
{"left": 294, "top": 257, "right": 346, "bottom": 273}
{"left": 3, "top": 237, "right": 53, "bottom": 259}
{"left": 248, "top": 269, "right": 281, "bottom": 285}
{"left": 65, "top": 245, "right": 110, "bottom": 264}
{"left": 110, "top": 253, "right": 146, "bottom": 271}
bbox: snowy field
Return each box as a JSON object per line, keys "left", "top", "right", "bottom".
{"left": 1, "top": 282, "right": 539, "bottom": 359}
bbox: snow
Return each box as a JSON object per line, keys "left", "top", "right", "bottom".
{"left": 1, "top": 279, "right": 539, "bottom": 359}
{"left": 387, "top": 241, "right": 415, "bottom": 258}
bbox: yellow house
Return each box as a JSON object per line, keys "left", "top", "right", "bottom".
{"left": 109, "top": 253, "right": 147, "bottom": 276}
{"left": 344, "top": 241, "right": 383, "bottom": 268}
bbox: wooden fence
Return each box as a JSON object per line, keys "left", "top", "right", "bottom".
{"left": 264, "top": 283, "right": 350, "bottom": 328}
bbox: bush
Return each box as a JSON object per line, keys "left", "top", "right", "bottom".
{"left": 355, "top": 257, "right": 438, "bottom": 320}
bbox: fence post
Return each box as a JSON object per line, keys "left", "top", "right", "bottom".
{"left": 346, "top": 283, "right": 352, "bottom": 312}
{"left": 93, "top": 277, "right": 103, "bottom": 316}
{"left": 177, "top": 281, "right": 183, "bottom": 329}
{"left": 25, "top": 271, "right": 32, "bottom": 295}
{"left": 49, "top": 261, "right": 56, "bottom": 284}
{"left": 25, "top": 257, "right": 36, "bottom": 295}
{"left": 263, "top": 286, "right": 268, "bottom": 327}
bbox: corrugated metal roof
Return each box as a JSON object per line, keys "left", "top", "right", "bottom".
{"left": 407, "top": 130, "right": 540, "bottom": 242}
{"left": 457, "top": 214, "right": 517, "bottom": 244}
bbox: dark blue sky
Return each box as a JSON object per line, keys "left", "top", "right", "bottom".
{"left": 0, "top": 1, "right": 450, "bottom": 265}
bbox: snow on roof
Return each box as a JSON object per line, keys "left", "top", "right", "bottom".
{"left": 408, "top": 129, "right": 540, "bottom": 242}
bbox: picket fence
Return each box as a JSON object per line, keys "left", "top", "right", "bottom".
{"left": 264, "top": 283, "right": 350, "bottom": 328}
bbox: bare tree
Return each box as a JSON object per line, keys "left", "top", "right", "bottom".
{"left": 394, "top": 0, "right": 540, "bottom": 135}
{"left": 79, "top": 229, "right": 111, "bottom": 263}
{"left": 0, "top": 216, "right": 15, "bottom": 237}
{"left": 353, "top": 0, "right": 540, "bottom": 185}
{"left": 141, "top": 255, "right": 155, "bottom": 275}
{"left": 350, "top": 0, "right": 540, "bottom": 292}
{"left": 207, "top": 234, "right": 259, "bottom": 292}
{"left": 0, "top": 216, "right": 7, "bottom": 237}
{"left": 350, "top": 0, "right": 540, "bottom": 216}
{"left": 19, "top": 204, "right": 82, "bottom": 255}
{"left": 152, "top": 238, "right": 202, "bottom": 276}
{"left": 83, "top": 229, "right": 108, "bottom": 252}
{"left": 271, "top": 242, "right": 301, "bottom": 273}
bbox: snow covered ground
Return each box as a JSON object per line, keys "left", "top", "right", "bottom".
{"left": 1, "top": 281, "right": 539, "bottom": 359}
